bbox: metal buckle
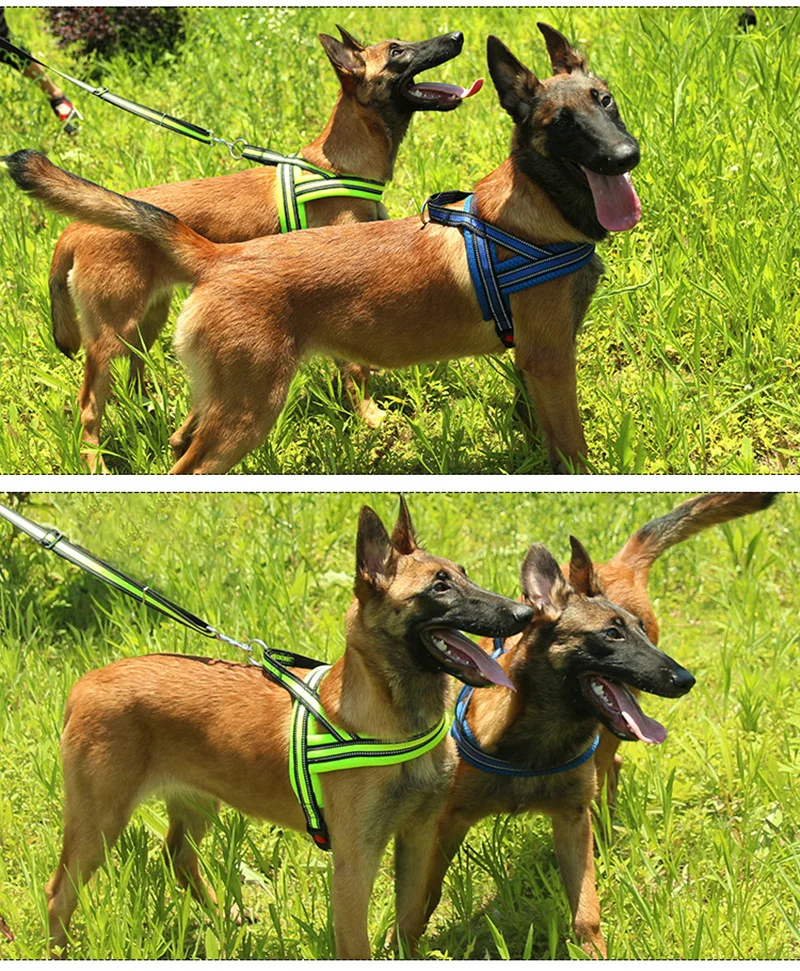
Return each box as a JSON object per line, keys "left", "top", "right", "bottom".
{"left": 39, "top": 528, "right": 63, "bottom": 550}
{"left": 228, "top": 137, "right": 246, "bottom": 161}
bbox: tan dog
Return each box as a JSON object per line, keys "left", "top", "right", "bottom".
{"left": 44, "top": 499, "right": 532, "bottom": 958}
{"left": 46, "top": 27, "right": 475, "bottom": 468}
{"left": 6, "top": 25, "right": 642, "bottom": 473}
{"left": 421, "top": 538, "right": 696, "bottom": 957}
{"left": 419, "top": 492, "right": 775, "bottom": 957}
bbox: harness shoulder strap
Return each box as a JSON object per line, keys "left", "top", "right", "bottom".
{"left": 275, "top": 160, "right": 385, "bottom": 234}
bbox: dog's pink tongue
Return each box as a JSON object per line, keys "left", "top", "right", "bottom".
{"left": 436, "top": 630, "right": 514, "bottom": 690}
{"left": 581, "top": 167, "right": 641, "bottom": 232}
{"left": 605, "top": 681, "right": 667, "bottom": 744}
{"left": 409, "top": 77, "right": 483, "bottom": 100}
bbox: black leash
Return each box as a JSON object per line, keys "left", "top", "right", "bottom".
{"left": 0, "top": 36, "right": 334, "bottom": 176}
{"left": 0, "top": 503, "right": 324, "bottom": 670}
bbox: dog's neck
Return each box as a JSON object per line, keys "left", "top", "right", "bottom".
{"left": 303, "top": 91, "right": 408, "bottom": 184}
{"left": 467, "top": 631, "right": 598, "bottom": 771}
{"left": 473, "top": 153, "right": 605, "bottom": 246}
{"left": 318, "top": 606, "right": 449, "bottom": 739}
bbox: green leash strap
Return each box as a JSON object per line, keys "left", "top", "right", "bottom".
{"left": 275, "top": 160, "right": 385, "bottom": 233}
{"left": 288, "top": 665, "right": 449, "bottom": 850}
{"left": 0, "top": 35, "right": 386, "bottom": 205}
{"left": 0, "top": 503, "right": 323, "bottom": 670}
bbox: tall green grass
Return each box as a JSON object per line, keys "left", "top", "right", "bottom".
{"left": 0, "top": 492, "right": 798, "bottom": 957}
{"left": 0, "top": 8, "right": 798, "bottom": 473}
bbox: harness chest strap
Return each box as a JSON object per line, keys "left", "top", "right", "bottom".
{"left": 275, "top": 158, "right": 385, "bottom": 233}
{"left": 423, "top": 191, "right": 596, "bottom": 349}
{"left": 289, "top": 666, "right": 448, "bottom": 850}
{"left": 451, "top": 638, "right": 600, "bottom": 777}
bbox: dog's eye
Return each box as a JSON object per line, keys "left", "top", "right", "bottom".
{"left": 433, "top": 570, "right": 451, "bottom": 593}
{"left": 389, "top": 44, "right": 404, "bottom": 57}
{"left": 601, "top": 94, "right": 613, "bottom": 108}
{"left": 602, "top": 625, "right": 625, "bottom": 641}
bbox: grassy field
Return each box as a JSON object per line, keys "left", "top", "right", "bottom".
{"left": 0, "top": 491, "right": 798, "bottom": 958}
{"left": 0, "top": 7, "right": 798, "bottom": 473}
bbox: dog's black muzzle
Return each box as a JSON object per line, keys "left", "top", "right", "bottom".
{"left": 394, "top": 32, "right": 467, "bottom": 112}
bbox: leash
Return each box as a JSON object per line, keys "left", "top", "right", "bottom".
{"left": 451, "top": 638, "right": 600, "bottom": 777}
{"left": 422, "top": 192, "right": 596, "bottom": 349}
{"left": 0, "top": 503, "right": 448, "bottom": 851}
{"left": 0, "top": 36, "right": 386, "bottom": 211}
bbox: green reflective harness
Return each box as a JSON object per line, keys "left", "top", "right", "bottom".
{"left": 0, "top": 503, "right": 446, "bottom": 853}
{"left": 287, "top": 665, "right": 448, "bottom": 850}
{"left": 275, "top": 158, "right": 385, "bottom": 234}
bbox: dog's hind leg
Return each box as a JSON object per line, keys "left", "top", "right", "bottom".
{"left": 551, "top": 806, "right": 606, "bottom": 958}
{"left": 337, "top": 361, "right": 386, "bottom": 429}
{"left": 164, "top": 793, "right": 220, "bottom": 909}
{"left": 126, "top": 289, "right": 172, "bottom": 395}
{"left": 46, "top": 765, "right": 137, "bottom": 956}
{"left": 169, "top": 407, "right": 199, "bottom": 460}
{"left": 77, "top": 328, "right": 120, "bottom": 473}
{"left": 169, "top": 353, "right": 297, "bottom": 474}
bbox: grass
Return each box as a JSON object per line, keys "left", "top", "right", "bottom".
{"left": 0, "top": 491, "right": 798, "bottom": 958}
{"left": 1, "top": 7, "right": 799, "bottom": 473}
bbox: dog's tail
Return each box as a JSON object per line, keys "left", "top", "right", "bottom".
{"left": 49, "top": 233, "right": 81, "bottom": 357}
{"left": 4, "top": 150, "right": 213, "bottom": 283}
{"left": 610, "top": 493, "right": 778, "bottom": 578}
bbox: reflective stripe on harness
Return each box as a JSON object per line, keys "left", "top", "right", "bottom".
{"left": 275, "top": 159, "right": 385, "bottom": 233}
{"left": 451, "top": 638, "right": 600, "bottom": 777}
{"left": 289, "top": 666, "right": 449, "bottom": 851}
{"left": 423, "top": 191, "right": 596, "bottom": 349}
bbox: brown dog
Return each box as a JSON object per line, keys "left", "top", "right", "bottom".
{"left": 44, "top": 499, "right": 532, "bottom": 958}
{"left": 6, "top": 25, "right": 641, "bottom": 473}
{"left": 419, "top": 492, "right": 775, "bottom": 957}
{"left": 46, "top": 27, "right": 475, "bottom": 468}
{"left": 418, "top": 538, "right": 695, "bottom": 957}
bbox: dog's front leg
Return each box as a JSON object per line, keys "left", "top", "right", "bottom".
{"left": 551, "top": 805, "right": 606, "bottom": 958}
{"left": 330, "top": 833, "right": 386, "bottom": 959}
{"left": 516, "top": 342, "right": 589, "bottom": 473}
{"left": 391, "top": 803, "right": 447, "bottom": 956}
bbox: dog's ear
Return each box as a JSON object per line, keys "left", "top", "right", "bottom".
{"left": 355, "top": 506, "right": 393, "bottom": 595}
{"left": 336, "top": 24, "right": 366, "bottom": 51}
{"left": 319, "top": 33, "right": 366, "bottom": 81}
{"left": 520, "top": 543, "right": 571, "bottom": 622}
{"left": 568, "top": 536, "right": 604, "bottom": 597}
{"left": 391, "top": 495, "right": 418, "bottom": 555}
{"left": 537, "top": 23, "right": 588, "bottom": 76}
{"left": 487, "top": 35, "right": 542, "bottom": 125}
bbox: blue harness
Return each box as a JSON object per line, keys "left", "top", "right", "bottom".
{"left": 423, "top": 192, "right": 596, "bottom": 349}
{"left": 450, "top": 638, "right": 600, "bottom": 777}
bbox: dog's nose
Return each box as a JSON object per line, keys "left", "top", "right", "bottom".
{"left": 610, "top": 140, "right": 641, "bottom": 174}
{"left": 511, "top": 603, "right": 534, "bottom": 627}
{"left": 671, "top": 666, "right": 696, "bottom": 696}
{"left": 449, "top": 31, "right": 464, "bottom": 50}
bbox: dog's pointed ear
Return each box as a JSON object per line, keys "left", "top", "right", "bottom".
{"left": 520, "top": 543, "right": 571, "bottom": 622}
{"left": 537, "top": 22, "right": 588, "bottom": 76}
{"left": 568, "top": 536, "right": 604, "bottom": 597}
{"left": 391, "top": 495, "right": 418, "bottom": 555}
{"left": 487, "top": 36, "right": 542, "bottom": 125}
{"left": 355, "top": 506, "right": 393, "bottom": 595}
{"left": 336, "top": 24, "right": 365, "bottom": 51}
{"left": 319, "top": 33, "right": 366, "bottom": 80}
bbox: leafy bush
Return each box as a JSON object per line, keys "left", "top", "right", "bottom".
{"left": 44, "top": 7, "right": 186, "bottom": 60}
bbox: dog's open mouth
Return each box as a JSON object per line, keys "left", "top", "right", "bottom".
{"left": 402, "top": 76, "right": 483, "bottom": 110}
{"left": 422, "top": 627, "right": 513, "bottom": 689}
{"left": 579, "top": 673, "right": 666, "bottom": 744}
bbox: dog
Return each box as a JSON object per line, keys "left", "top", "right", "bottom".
{"left": 419, "top": 537, "right": 696, "bottom": 957}
{"left": 44, "top": 27, "right": 477, "bottom": 469}
{"left": 589, "top": 491, "right": 777, "bottom": 806}
{"left": 5, "top": 24, "right": 641, "bottom": 473}
{"left": 44, "top": 498, "right": 533, "bottom": 958}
